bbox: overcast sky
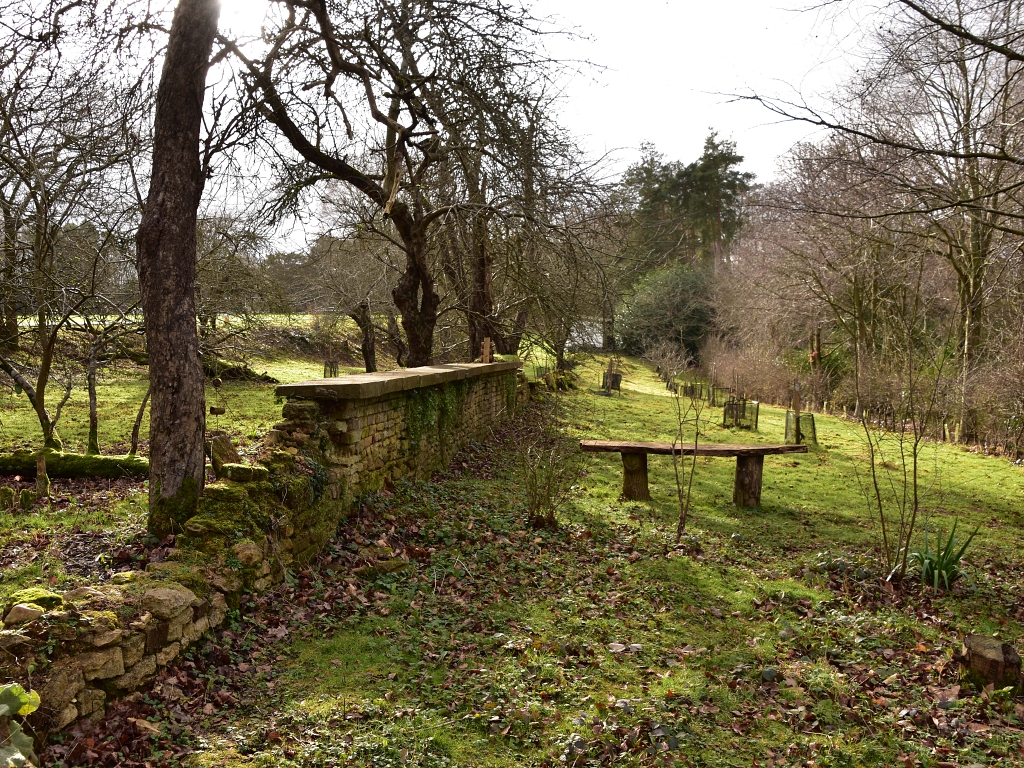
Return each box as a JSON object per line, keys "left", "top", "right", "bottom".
{"left": 218, "top": 0, "right": 870, "bottom": 242}
{"left": 527, "top": 0, "right": 868, "bottom": 182}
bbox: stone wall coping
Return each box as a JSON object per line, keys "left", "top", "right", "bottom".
{"left": 275, "top": 361, "right": 521, "bottom": 400}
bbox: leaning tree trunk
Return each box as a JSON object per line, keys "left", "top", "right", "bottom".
{"left": 386, "top": 311, "right": 407, "bottom": 367}
{"left": 349, "top": 299, "right": 377, "bottom": 373}
{"left": 136, "top": 0, "right": 220, "bottom": 538}
{"left": 391, "top": 211, "right": 440, "bottom": 367}
{"left": 86, "top": 346, "right": 99, "bottom": 455}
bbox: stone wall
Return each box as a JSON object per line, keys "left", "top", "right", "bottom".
{"left": 1, "top": 362, "right": 525, "bottom": 737}
{"left": 269, "top": 361, "right": 524, "bottom": 508}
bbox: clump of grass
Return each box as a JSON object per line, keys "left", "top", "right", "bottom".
{"left": 910, "top": 518, "right": 978, "bottom": 591}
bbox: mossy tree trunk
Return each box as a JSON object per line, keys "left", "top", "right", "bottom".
{"left": 136, "top": 0, "right": 219, "bottom": 537}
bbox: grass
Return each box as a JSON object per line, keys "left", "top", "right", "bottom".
{"left": 109, "top": 353, "right": 1024, "bottom": 768}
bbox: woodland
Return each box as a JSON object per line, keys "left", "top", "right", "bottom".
{"left": 2, "top": 0, "right": 1024, "bottom": 766}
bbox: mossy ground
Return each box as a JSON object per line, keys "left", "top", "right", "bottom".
{"left": 134, "top": 355, "right": 1024, "bottom": 768}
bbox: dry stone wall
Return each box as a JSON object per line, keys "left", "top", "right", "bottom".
{"left": 1, "top": 361, "right": 525, "bottom": 738}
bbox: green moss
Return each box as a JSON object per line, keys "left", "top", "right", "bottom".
{"left": 144, "top": 561, "right": 214, "bottom": 598}
{"left": 5, "top": 587, "right": 63, "bottom": 614}
{"left": 0, "top": 450, "right": 148, "bottom": 479}
{"left": 221, "top": 463, "right": 270, "bottom": 483}
{"left": 148, "top": 476, "right": 202, "bottom": 539}
{"left": 202, "top": 481, "right": 250, "bottom": 503}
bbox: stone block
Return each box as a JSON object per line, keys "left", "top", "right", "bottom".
{"left": 209, "top": 592, "right": 228, "bottom": 627}
{"left": 182, "top": 616, "right": 209, "bottom": 645}
{"left": 78, "top": 646, "right": 124, "bottom": 681}
{"left": 156, "top": 642, "right": 180, "bottom": 666}
{"left": 3, "top": 603, "right": 44, "bottom": 626}
{"left": 76, "top": 688, "right": 106, "bottom": 718}
{"left": 122, "top": 632, "right": 146, "bottom": 667}
{"left": 282, "top": 400, "right": 320, "bottom": 423}
{"left": 112, "top": 654, "right": 157, "bottom": 690}
{"left": 209, "top": 435, "right": 241, "bottom": 478}
{"left": 40, "top": 661, "right": 85, "bottom": 711}
{"left": 145, "top": 622, "right": 169, "bottom": 653}
{"left": 232, "top": 540, "right": 263, "bottom": 567}
{"left": 55, "top": 704, "right": 78, "bottom": 729}
{"left": 166, "top": 608, "right": 192, "bottom": 642}
{"left": 222, "top": 463, "right": 270, "bottom": 483}
{"left": 142, "top": 585, "right": 197, "bottom": 620}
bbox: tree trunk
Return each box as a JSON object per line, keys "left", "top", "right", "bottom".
{"left": 349, "top": 299, "right": 377, "bottom": 373}
{"left": 87, "top": 346, "right": 99, "bottom": 455}
{"left": 136, "top": 0, "right": 219, "bottom": 538}
{"left": 129, "top": 384, "right": 151, "bottom": 458}
{"left": 621, "top": 452, "right": 650, "bottom": 502}
{"left": 390, "top": 205, "right": 439, "bottom": 367}
{"left": 733, "top": 455, "right": 764, "bottom": 507}
{"left": 0, "top": 206, "right": 18, "bottom": 352}
{"left": 386, "top": 311, "right": 406, "bottom": 367}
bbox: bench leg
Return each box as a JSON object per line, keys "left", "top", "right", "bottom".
{"left": 733, "top": 454, "right": 764, "bottom": 507}
{"left": 621, "top": 452, "right": 651, "bottom": 502}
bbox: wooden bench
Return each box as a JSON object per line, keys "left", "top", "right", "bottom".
{"left": 579, "top": 440, "right": 808, "bottom": 507}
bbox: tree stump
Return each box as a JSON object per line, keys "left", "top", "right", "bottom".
{"left": 621, "top": 452, "right": 650, "bottom": 502}
{"left": 733, "top": 454, "right": 764, "bottom": 507}
{"left": 955, "top": 635, "right": 1022, "bottom": 690}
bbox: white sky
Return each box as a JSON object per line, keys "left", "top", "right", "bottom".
{"left": 218, "top": 0, "right": 869, "bottom": 202}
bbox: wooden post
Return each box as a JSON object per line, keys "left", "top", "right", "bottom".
{"left": 792, "top": 384, "right": 802, "bottom": 445}
{"left": 36, "top": 454, "right": 50, "bottom": 499}
{"left": 733, "top": 454, "right": 764, "bottom": 507}
{"left": 621, "top": 452, "right": 650, "bottom": 501}
{"left": 481, "top": 337, "right": 492, "bottom": 363}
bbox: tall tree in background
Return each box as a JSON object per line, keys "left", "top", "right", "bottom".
{"left": 137, "top": 0, "right": 220, "bottom": 538}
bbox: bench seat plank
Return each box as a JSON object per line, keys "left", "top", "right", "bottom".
{"left": 579, "top": 440, "right": 808, "bottom": 506}
{"left": 579, "top": 440, "right": 807, "bottom": 457}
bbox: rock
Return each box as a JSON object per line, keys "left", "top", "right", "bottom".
{"left": 40, "top": 662, "right": 86, "bottom": 711}
{"left": 166, "top": 609, "right": 192, "bottom": 642}
{"left": 731, "top": 532, "right": 745, "bottom": 543}
{"left": 76, "top": 688, "right": 106, "bottom": 718}
{"left": 608, "top": 642, "right": 626, "bottom": 653}
{"left": 222, "top": 463, "right": 270, "bottom": 483}
{"left": 281, "top": 401, "right": 319, "bottom": 423}
{"left": 209, "top": 592, "right": 228, "bottom": 627}
{"left": 6, "top": 587, "right": 63, "bottom": 613}
{"left": 0, "top": 485, "right": 14, "bottom": 509}
{"left": 122, "top": 633, "right": 146, "bottom": 667}
{"left": 141, "top": 586, "right": 197, "bottom": 620}
{"left": 360, "top": 558, "right": 410, "bottom": 578}
{"left": 881, "top": 648, "right": 896, "bottom": 661}
{"left": 84, "top": 628, "right": 123, "bottom": 647}
{"left": 3, "top": 603, "right": 44, "bottom": 626}
{"left": 19, "top": 488, "right": 37, "bottom": 510}
{"left": 55, "top": 704, "right": 79, "bottom": 729}
{"left": 156, "top": 641, "right": 180, "bottom": 666}
{"left": 78, "top": 647, "right": 125, "bottom": 681}
{"left": 209, "top": 571, "right": 242, "bottom": 593}
{"left": 761, "top": 667, "right": 778, "bottom": 683}
{"left": 232, "top": 540, "right": 263, "bottom": 567}
{"left": 110, "top": 571, "right": 146, "bottom": 585}
{"left": 201, "top": 481, "right": 249, "bottom": 502}
{"left": 209, "top": 435, "right": 241, "bottom": 478}
{"left": 954, "top": 635, "right": 1022, "bottom": 690}
{"left": 779, "top": 628, "right": 795, "bottom": 641}
{"left": 112, "top": 655, "right": 157, "bottom": 690}
{"left": 628, "top": 643, "right": 643, "bottom": 653}
{"left": 63, "top": 586, "right": 104, "bottom": 603}
{"left": 131, "top": 717, "right": 162, "bottom": 736}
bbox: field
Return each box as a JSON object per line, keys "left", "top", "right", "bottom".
{"left": 5, "top": 352, "right": 1024, "bottom": 767}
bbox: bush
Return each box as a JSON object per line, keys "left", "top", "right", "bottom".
{"left": 617, "top": 263, "right": 714, "bottom": 359}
